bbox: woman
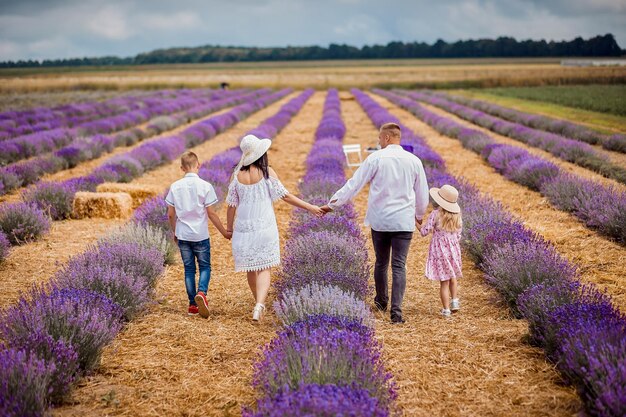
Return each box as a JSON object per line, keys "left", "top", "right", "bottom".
{"left": 226, "top": 134, "right": 323, "bottom": 321}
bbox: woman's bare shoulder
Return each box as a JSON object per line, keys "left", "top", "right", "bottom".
{"left": 268, "top": 166, "right": 279, "bottom": 179}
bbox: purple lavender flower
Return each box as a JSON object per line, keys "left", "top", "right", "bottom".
{"left": 101, "top": 155, "right": 144, "bottom": 182}
{"left": 0, "top": 348, "right": 53, "bottom": 417}
{"left": 549, "top": 294, "right": 626, "bottom": 417}
{"left": 277, "top": 230, "right": 371, "bottom": 300}
{"left": 0, "top": 167, "right": 23, "bottom": 194}
{"left": 22, "top": 181, "right": 76, "bottom": 220}
{"left": 6, "top": 330, "right": 79, "bottom": 403}
{"left": 75, "top": 241, "right": 165, "bottom": 287}
{"left": 482, "top": 236, "right": 578, "bottom": 317}
{"left": 0, "top": 202, "right": 51, "bottom": 245}
{"left": 274, "top": 283, "right": 374, "bottom": 327}
{"left": 133, "top": 195, "right": 170, "bottom": 234}
{"left": 0, "top": 286, "right": 123, "bottom": 372}
{"left": 289, "top": 213, "right": 364, "bottom": 241}
{"left": 516, "top": 281, "right": 581, "bottom": 355}
{"left": 54, "top": 253, "right": 155, "bottom": 321}
{"left": 603, "top": 134, "right": 626, "bottom": 153}
{"left": 540, "top": 173, "right": 626, "bottom": 244}
{"left": 298, "top": 176, "right": 346, "bottom": 200}
{"left": 0, "top": 232, "right": 9, "bottom": 263}
{"left": 252, "top": 315, "right": 396, "bottom": 406}
{"left": 243, "top": 384, "right": 389, "bottom": 417}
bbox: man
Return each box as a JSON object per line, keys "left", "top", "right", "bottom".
{"left": 322, "top": 123, "right": 429, "bottom": 324}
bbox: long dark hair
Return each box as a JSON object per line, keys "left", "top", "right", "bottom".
{"left": 240, "top": 152, "right": 269, "bottom": 179}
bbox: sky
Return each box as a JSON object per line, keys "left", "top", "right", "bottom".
{"left": 0, "top": 0, "right": 625, "bottom": 61}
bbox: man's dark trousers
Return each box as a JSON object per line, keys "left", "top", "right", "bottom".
{"left": 371, "top": 229, "right": 413, "bottom": 319}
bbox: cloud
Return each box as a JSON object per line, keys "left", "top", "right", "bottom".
{"left": 333, "top": 14, "right": 392, "bottom": 45}
{"left": 140, "top": 11, "right": 202, "bottom": 31}
{"left": 84, "top": 5, "right": 133, "bottom": 40}
{"left": 0, "top": 0, "right": 624, "bottom": 61}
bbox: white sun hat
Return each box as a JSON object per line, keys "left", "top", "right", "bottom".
{"left": 235, "top": 134, "right": 272, "bottom": 173}
{"left": 429, "top": 184, "right": 461, "bottom": 213}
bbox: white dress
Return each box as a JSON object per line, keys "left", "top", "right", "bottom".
{"left": 226, "top": 175, "right": 289, "bottom": 272}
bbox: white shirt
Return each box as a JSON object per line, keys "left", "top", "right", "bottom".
{"left": 165, "top": 173, "right": 218, "bottom": 242}
{"left": 329, "top": 144, "right": 429, "bottom": 232}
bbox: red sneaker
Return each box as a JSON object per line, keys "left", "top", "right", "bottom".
{"left": 188, "top": 305, "right": 199, "bottom": 316}
{"left": 194, "top": 291, "right": 209, "bottom": 318}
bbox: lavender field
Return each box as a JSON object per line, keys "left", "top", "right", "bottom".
{"left": 0, "top": 83, "right": 624, "bottom": 417}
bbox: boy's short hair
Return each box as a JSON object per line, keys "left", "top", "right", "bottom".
{"left": 181, "top": 151, "right": 199, "bottom": 170}
{"left": 380, "top": 122, "right": 401, "bottom": 139}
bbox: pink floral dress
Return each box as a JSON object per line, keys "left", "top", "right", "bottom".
{"left": 420, "top": 209, "right": 463, "bottom": 281}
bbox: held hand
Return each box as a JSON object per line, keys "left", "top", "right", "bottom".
{"left": 224, "top": 230, "right": 233, "bottom": 240}
{"left": 309, "top": 205, "right": 325, "bottom": 218}
{"left": 320, "top": 205, "right": 333, "bottom": 214}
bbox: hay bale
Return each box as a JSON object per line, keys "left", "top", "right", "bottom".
{"left": 96, "top": 183, "right": 161, "bottom": 209}
{"left": 73, "top": 192, "right": 133, "bottom": 219}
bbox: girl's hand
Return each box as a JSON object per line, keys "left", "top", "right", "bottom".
{"left": 223, "top": 230, "right": 233, "bottom": 240}
{"left": 309, "top": 205, "right": 324, "bottom": 218}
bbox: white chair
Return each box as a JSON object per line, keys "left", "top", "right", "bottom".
{"left": 342, "top": 144, "right": 363, "bottom": 169}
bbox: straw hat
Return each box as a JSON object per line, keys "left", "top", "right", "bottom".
{"left": 239, "top": 134, "right": 272, "bottom": 167}
{"left": 429, "top": 184, "right": 460, "bottom": 213}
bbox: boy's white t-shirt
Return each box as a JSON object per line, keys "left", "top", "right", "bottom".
{"left": 165, "top": 173, "right": 218, "bottom": 242}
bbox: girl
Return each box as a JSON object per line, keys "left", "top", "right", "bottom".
{"left": 420, "top": 184, "right": 463, "bottom": 317}
{"left": 226, "top": 135, "right": 323, "bottom": 321}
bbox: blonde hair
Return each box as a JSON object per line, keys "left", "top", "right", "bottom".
{"left": 380, "top": 122, "right": 401, "bottom": 139}
{"left": 436, "top": 208, "right": 462, "bottom": 232}
{"left": 181, "top": 151, "right": 199, "bottom": 170}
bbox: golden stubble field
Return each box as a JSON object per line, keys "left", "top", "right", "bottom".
{"left": 1, "top": 58, "right": 625, "bottom": 91}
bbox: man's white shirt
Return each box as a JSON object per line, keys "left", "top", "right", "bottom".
{"left": 329, "top": 144, "right": 429, "bottom": 232}
{"left": 165, "top": 173, "right": 218, "bottom": 241}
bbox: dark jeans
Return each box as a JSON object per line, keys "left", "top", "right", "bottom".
{"left": 177, "top": 239, "right": 211, "bottom": 306}
{"left": 371, "top": 229, "right": 413, "bottom": 318}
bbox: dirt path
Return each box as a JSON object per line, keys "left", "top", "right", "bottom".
{"left": 52, "top": 91, "right": 324, "bottom": 417}
{"left": 341, "top": 94, "right": 580, "bottom": 417}
{"left": 0, "top": 94, "right": 295, "bottom": 312}
{"left": 417, "top": 101, "right": 626, "bottom": 189}
{"left": 0, "top": 105, "right": 238, "bottom": 204}
{"left": 369, "top": 92, "right": 626, "bottom": 307}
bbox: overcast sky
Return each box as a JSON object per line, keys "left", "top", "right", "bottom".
{"left": 1, "top": 0, "right": 625, "bottom": 61}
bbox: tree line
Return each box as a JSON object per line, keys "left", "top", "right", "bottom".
{"left": 1, "top": 34, "right": 623, "bottom": 68}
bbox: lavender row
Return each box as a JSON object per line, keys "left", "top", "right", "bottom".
{"left": 0, "top": 89, "right": 289, "bottom": 255}
{"left": 0, "top": 211, "right": 177, "bottom": 416}
{"left": 354, "top": 89, "right": 625, "bottom": 417}
{"left": 0, "top": 89, "right": 266, "bottom": 196}
{"left": 375, "top": 89, "right": 626, "bottom": 244}
{"left": 0, "top": 89, "right": 220, "bottom": 139}
{"left": 400, "top": 90, "right": 626, "bottom": 184}
{"left": 0, "top": 90, "right": 153, "bottom": 137}
{"left": 419, "top": 89, "right": 626, "bottom": 153}
{"left": 245, "top": 89, "right": 396, "bottom": 417}
{"left": 0, "top": 89, "right": 229, "bottom": 166}
{"left": 0, "top": 89, "right": 170, "bottom": 130}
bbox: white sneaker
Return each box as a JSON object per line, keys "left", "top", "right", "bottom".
{"left": 441, "top": 308, "right": 451, "bottom": 317}
{"left": 450, "top": 299, "right": 460, "bottom": 312}
{"left": 252, "top": 303, "right": 265, "bottom": 321}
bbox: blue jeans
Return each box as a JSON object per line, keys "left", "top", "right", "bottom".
{"left": 177, "top": 239, "right": 211, "bottom": 306}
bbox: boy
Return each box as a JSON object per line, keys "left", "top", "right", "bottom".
{"left": 166, "top": 151, "right": 230, "bottom": 318}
